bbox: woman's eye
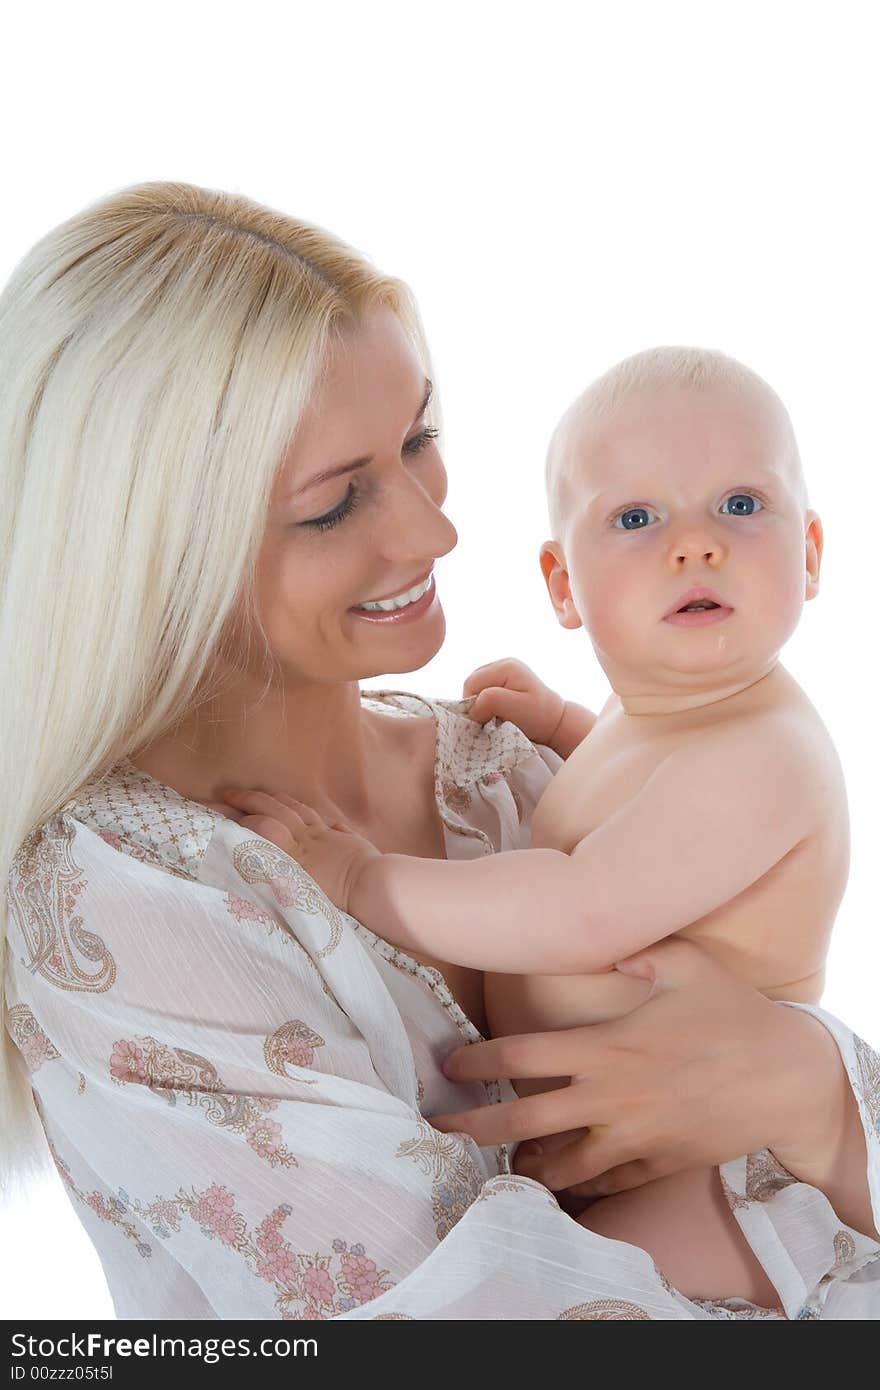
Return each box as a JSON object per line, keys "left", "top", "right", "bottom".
{"left": 301, "top": 482, "right": 361, "bottom": 532}
{"left": 403, "top": 425, "right": 440, "bottom": 456}
{"left": 720, "top": 493, "right": 763, "bottom": 516}
{"left": 299, "top": 430, "right": 439, "bottom": 533}
{"left": 613, "top": 506, "right": 658, "bottom": 530}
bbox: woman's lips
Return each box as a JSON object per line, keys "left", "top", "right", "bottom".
{"left": 349, "top": 575, "right": 438, "bottom": 624}
{"left": 663, "top": 605, "right": 734, "bottom": 628}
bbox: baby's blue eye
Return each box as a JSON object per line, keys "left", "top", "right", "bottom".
{"left": 720, "top": 493, "right": 763, "bottom": 516}
{"left": 614, "top": 507, "right": 658, "bottom": 530}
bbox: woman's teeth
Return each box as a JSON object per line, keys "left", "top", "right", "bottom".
{"left": 357, "top": 575, "right": 433, "bottom": 612}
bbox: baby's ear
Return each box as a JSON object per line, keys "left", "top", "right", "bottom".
{"left": 539, "top": 542, "right": 583, "bottom": 630}
{"left": 804, "top": 511, "right": 823, "bottom": 600}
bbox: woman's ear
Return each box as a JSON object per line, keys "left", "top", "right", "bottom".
{"left": 804, "top": 510, "right": 823, "bottom": 600}
{"left": 539, "top": 542, "right": 583, "bottom": 630}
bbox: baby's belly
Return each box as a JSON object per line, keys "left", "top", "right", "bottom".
{"left": 484, "top": 969, "right": 654, "bottom": 1040}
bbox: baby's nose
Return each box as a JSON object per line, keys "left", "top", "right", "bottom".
{"left": 667, "top": 528, "right": 727, "bottom": 567}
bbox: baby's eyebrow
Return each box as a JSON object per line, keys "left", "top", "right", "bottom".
{"left": 286, "top": 379, "right": 433, "bottom": 499}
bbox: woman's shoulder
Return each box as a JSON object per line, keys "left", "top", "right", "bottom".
{"left": 361, "top": 687, "right": 560, "bottom": 790}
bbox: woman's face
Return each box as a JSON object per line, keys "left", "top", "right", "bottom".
{"left": 254, "top": 305, "right": 458, "bottom": 684}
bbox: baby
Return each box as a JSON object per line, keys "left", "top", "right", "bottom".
{"left": 224, "top": 347, "right": 849, "bottom": 1307}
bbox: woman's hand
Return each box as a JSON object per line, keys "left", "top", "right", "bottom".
{"left": 221, "top": 788, "right": 380, "bottom": 914}
{"left": 430, "top": 938, "right": 868, "bottom": 1218}
{"left": 463, "top": 658, "right": 595, "bottom": 756}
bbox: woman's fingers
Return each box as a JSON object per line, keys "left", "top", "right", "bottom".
{"left": 563, "top": 1159, "right": 658, "bottom": 1201}
{"left": 512, "top": 1127, "right": 627, "bottom": 1193}
{"left": 429, "top": 1086, "right": 600, "bottom": 1148}
{"left": 442, "top": 1025, "right": 607, "bottom": 1083}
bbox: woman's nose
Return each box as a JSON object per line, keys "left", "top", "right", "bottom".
{"left": 378, "top": 471, "right": 458, "bottom": 562}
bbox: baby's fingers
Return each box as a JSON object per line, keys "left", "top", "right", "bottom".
{"left": 222, "top": 788, "right": 308, "bottom": 830}
{"left": 239, "top": 813, "right": 296, "bottom": 854}
{"left": 468, "top": 686, "right": 533, "bottom": 727}
{"left": 264, "top": 790, "right": 329, "bottom": 829}
{"left": 462, "top": 658, "right": 530, "bottom": 698}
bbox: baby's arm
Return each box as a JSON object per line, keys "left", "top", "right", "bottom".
{"left": 225, "top": 721, "right": 817, "bottom": 975}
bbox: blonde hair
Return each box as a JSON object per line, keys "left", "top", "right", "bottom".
{"left": 0, "top": 180, "right": 432, "bottom": 1203}
{"left": 546, "top": 345, "right": 806, "bottom": 538}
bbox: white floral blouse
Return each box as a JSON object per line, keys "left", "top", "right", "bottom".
{"left": 5, "top": 691, "right": 880, "bottom": 1320}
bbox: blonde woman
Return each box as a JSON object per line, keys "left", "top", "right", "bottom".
{"left": 1, "top": 182, "right": 877, "bottom": 1320}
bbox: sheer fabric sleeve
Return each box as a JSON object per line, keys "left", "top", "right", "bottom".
{"left": 5, "top": 810, "right": 707, "bottom": 1320}
{"left": 712, "top": 1003, "right": 880, "bottom": 1320}
{"left": 6, "top": 779, "right": 878, "bottom": 1319}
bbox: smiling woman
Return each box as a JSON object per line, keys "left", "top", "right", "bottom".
{"left": 1, "top": 182, "right": 878, "bottom": 1321}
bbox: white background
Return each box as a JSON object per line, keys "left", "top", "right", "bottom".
{"left": 2, "top": 0, "right": 877, "bottom": 1319}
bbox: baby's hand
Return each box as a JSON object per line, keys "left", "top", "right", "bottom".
{"left": 221, "top": 788, "right": 380, "bottom": 914}
{"left": 463, "top": 657, "right": 566, "bottom": 745}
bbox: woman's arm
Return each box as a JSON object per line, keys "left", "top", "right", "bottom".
{"left": 431, "top": 939, "right": 879, "bottom": 1242}
{"left": 766, "top": 1003, "right": 875, "bottom": 1237}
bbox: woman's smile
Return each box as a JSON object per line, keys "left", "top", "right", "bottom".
{"left": 349, "top": 572, "right": 438, "bottom": 623}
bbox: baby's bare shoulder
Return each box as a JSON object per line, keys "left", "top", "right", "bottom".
{"left": 681, "top": 696, "right": 839, "bottom": 808}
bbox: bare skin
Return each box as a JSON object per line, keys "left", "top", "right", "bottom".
{"left": 132, "top": 309, "right": 872, "bottom": 1306}
{"left": 238, "top": 378, "right": 863, "bottom": 1305}
{"left": 129, "top": 306, "right": 486, "bottom": 1033}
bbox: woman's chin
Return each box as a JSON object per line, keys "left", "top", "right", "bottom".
{"left": 356, "top": 607, "right": 446, "bottom": 678}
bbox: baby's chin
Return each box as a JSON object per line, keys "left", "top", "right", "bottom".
{"left": 597, "top": 644, "right": 776, "bottom": 693}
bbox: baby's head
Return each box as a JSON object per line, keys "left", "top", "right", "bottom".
{"left": 540, "top": 347, "right": 822, "bottom": 701}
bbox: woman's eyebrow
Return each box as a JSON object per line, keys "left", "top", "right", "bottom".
{"left": 289, "top": 378, "right": 433, "bottom": 498}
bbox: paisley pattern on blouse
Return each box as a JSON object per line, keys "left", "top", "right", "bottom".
{"left": 854, "top": 1032, "right": 880, "bottom": 1136}
{"left": 744, "top": 1149, "right": 798, "bottom": 1202}
{"left": 558, "top": 1299, "right": 651, "bottom": 1319}
{"left": 134, "top": 1192, "right": 394, "bottom": 1319}
{"left": 719, "top": 1170, "right": 751, "bottom": 1212}
{"left": 476, "top": 1177, "right": 559, "bottom": 1206}
{"left": 831, "top": 1229, "right": 858, "bottom": 1271}
{"left": 6, "top": 1004, "right": 60, "bottom": 1073}
{"left": 231, "top": 839, "right": 344, "bottom": 957}
{"left": 108, "top": 1036, "right": 298, "bottom": 1168}
{"left": 263, "top": 1020, "right": 325, "bottom": 1085}
{"left": 224, "top": 891, "right": 337, "bottom": 1001}
{"left": 6, "top": 692, "right": 878, "bottom": 1320}
{"left": 396, "top": 1119, "right": 484, "bottom": 1240}
{"left": 49, "top": 1142, "right": 153, "bottom": 1260}
{"left": 51, "top": 1135, "right": 392, "bottom": 1319}
{"left": 8, "top": 816, "right": 116, "bottom": 994}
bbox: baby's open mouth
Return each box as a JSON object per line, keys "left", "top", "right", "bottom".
{"left": 677, "top": 600, "right": 721, "bottom": 612}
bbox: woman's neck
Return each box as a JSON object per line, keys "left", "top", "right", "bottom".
{"left": 129, "top": 677, "right": 387, "bottom": 824}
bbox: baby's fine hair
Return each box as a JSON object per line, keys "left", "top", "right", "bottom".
{"left": 545, "top": 345, "right": 805, "bottom": 537}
